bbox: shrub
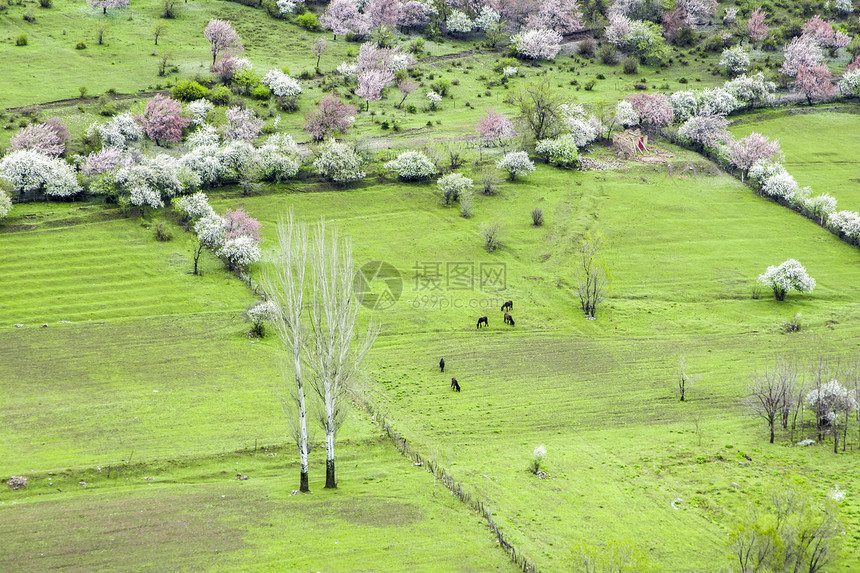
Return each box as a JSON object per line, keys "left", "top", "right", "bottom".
{"left": 480, "top": 221, "right": 502, "bottom": 252}
{"left": 479, "top": 168, "right": 501, "bottom": 196}
{"left": 578, "top": 38, "right": 596, "bottom": 57}
{"left": 430, "top": 78, "right": 451, "bottom": 96}
{"left": 622, "top": 57, "right": 639, "bottom": 74}
{"left": 597, "top": 44, "right": 618, "bottom": 64}
{"left": 438, "top": 172, "right": 473, "bottom": 204}
{"left": 16, "top": 34, "right": 28, "bottom": 46}
{"left": 76, "top": 41, "right": 86, "bottom": 49}
{"left": 296, "top": 12, "right": 319, "bottom": 31}
{"left": 154, "top": 221, "right": 173, "bottom": 241}
{"left": 496, "top": 151, "right": 535, "bottom": 180}
{"left": 172, "top": 80, "right": 209, "bottom": 101}
{"left": 208, "top": 85, "right": 232, "bottom": 105}
{"left": 536, "top": 136, "right": 580, "bottom": 168}
{"left": 246, "top": 300, "right": 277, "bottom": 337}
{"left": 39, "top": 0, "right": 52, "bottom": 7}
{"left": 0, "top": 188, "right": 12, "bottom": 220}
{"left": 252, "top": 85, "right": 271, "bottom": 99}
{"left": 459, "top": 190, "right": 474, "bottom": 218}
{"left": 529, "top": 445, "right": 547, "bottom": 474}
{"left": 758, "top": 259, "right": 815, "bottom": 301}
{"left": 384, "top": 151, "right": 437, "bottom": 181}
{"left": 23, "top": 9, "right": 34, "bottom": 22}
{"left": 531, "top": 207, "right": 544, "bottom": 226}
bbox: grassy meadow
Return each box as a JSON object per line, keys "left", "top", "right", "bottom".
{"left": 4, "top": 0, "right": 860, "bottom": 571}
{"left": 729, "top": 108, "right": 860, "bottom": 213}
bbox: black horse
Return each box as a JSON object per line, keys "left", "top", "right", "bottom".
{"left": 504, "top": 312, "right": 515, "bottom": 326}
{"left": 501, "top": 300, "right": 513, "bottom": 312}
{"left": 451, "top": 377, "right": 461, "bottom": 392}
{"left": 477, "top": 316, "right": 488, "bottom": 328}
{"left": 439, "top": 358, "right": 445, "bottom": 372}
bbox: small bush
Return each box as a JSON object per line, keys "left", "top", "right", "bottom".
{"left": 154, "top": 221, "right": 173, "bottom": 241}
{"left": 678, "top": 77, "right": 688, "bottom": 84}
{"left": 597, "top": 44, "right": 618, "bottom": 65}
{"left": 531, "top": 207, "right": 544, "bottom": 226}
{"left": 39, "top": 0, "right": 52, "bottom": 7}
{"left": 782, "top": 312, "right": 802, "bottom": 333}
{"left": 296, "top": 12, "right": 319, "bottom": 31}
{"left": 479, "top": 168, "right": 501, "bottom": 196}
{"left": 529, "top": 445, "right": 546, "bottom": 474}
{"left": 97, "top": 94, "right": 117, "bottom": 116}
{"left": 622, "top": 57, "right": 639, "bottom": 74}
{"left": 23, "top": 9, "right": 35, "bottom": 22}
{"left": 298, "top": 69, "right": 314, "bottom": 80}
{"left": 75, "top": 41, "right": 86, "bottom": 49}
{"left": 459, "top": 191, "right": 474, "bottom": 218}
{"left": 208, "top": 85, "right": 232, "bottom": 106}
{"left": 15, "top": 33, "right": 28, "bottom": 46}
{"left": 172, "top": 79, "right": 209, "bottom": 101}
{"left": 430, "top": 78, "right": 451, "bottom": 96}
{"left": 584, "top": 79, "right": 596, "bottom": 91}
{"left": 578, "top": 38, "right": 596, "bottom": 57}
{"left": 481, "top": 221, "right": 502, "bottom": 252}
{"left": 252, "top": 85, "right": 271, "bottom": 100}
{"left": 277, "top": 95, "right": 299, "bottom": 112}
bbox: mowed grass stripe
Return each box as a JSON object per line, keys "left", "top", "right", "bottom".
{"left": 0, "top": 208, "right": 250, "bottom": 324}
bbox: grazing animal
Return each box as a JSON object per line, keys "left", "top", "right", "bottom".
{"left": 477, "top": 316, "right": 488, "bottom": 328}
{"left": 501, "top": 300, "right": 513, "bottom": 312}
{"left": 440, "top": 358, "right": 445, "bottom": 372}
{"left": 451, "top": 377, "right": 461, "bottom": 392}
{"left": 504, "top": 312, "right": 515, "bottom": 326}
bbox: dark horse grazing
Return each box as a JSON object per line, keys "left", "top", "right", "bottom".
{"left": 504, "top": 312, "right": 515, "bottom": 326}
{"left": 440, "top": 358, "right": 445, "bottom": 372}
{"left": 477, "top": 316, "right": 488, "bottom": 328}
{"left": 501, "top": 300, "right": 513, "bottom": 312}
{"left": 451, "top": 377, "right": 461, "bottom": 392}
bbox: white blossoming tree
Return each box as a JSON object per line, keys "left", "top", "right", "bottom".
{"left": 496, "top": 151, "right": 535, "bottom": 180}
{"left": 313, "top": 140, "right": 365, "bottom": 184}
{"left": 437, "top": 172, "right": 473, "bottom": 205}
{"left": 384, "top": 151, "right": 437, "bottom": 181}
{"left": 758, "top": 259, "right": 815, "bottom": 301}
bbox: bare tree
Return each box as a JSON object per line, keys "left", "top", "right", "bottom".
{"left": 575, "top": 234, "right": 609, "bottom": 319}
{"left": 306, "top": 220, "right": 378, "bottom": 489}
{"left": 153, "top": 22, "right": 168, "bottom": 45}
{"left": 263, "top": 211, "right": 312, "bottom": 492}
{"left": 747, "top": 359, "right": 796, "bottom": 444}
{"left": 677, "top": 356, "right": 700, "bottom": 402}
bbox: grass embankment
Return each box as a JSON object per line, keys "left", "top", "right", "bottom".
{"left": 0, "top": 204, "right": 518, "bottom": 572}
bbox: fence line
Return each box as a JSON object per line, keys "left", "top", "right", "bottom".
{"left": 359, "top": 398, "right": 539, "bottom": 573}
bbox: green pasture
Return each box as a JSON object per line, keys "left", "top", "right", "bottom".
{"left": 0, "top": 203, "right": 518, "bottom": 572}
{"left": 729, "top": 108, "right": 860, "bottom": 214}
{"left": 207, "top": 143, "right": 860, "bottom": 571}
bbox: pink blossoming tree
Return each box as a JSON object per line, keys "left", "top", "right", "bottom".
{"left": 88, "top": 0, "right": 129, "bottom": 15}
{"left": 626, "top": 93, "right": 673, "bottom": 130}
{"left": 794, "top": 64, "right": 835, "bottom": 105}
{"left": 728, "top": 132, "right": 782, "bottom": 176}
{"left": 476, "top": 109, "right": 516, "bottom": 146}
{"left": 747, "top": 7, "right": 769, "bottom": 44}
{"left": 356, "top": 69, "right": 394, "bottom": 110}
{"left": 139, "top": 94, "right": 190, "bottom": 146}
{"left": 204, "top": 20, "right": 242, "bottom": 66}
{"left": 321, "top": 0, "right": 371, "bottom": 39}
{"left": 223, "top": 208, "right": 262, "bottom": 242}
{"left": 304, "top": 93, "right": 358, "bottom": 141}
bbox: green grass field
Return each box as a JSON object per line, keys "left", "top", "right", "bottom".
{"left": 729, "top": 108, "right": 860, "bottom": 213}
{"left": 5, "top": 0, "right": 860, "bottom": 570}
